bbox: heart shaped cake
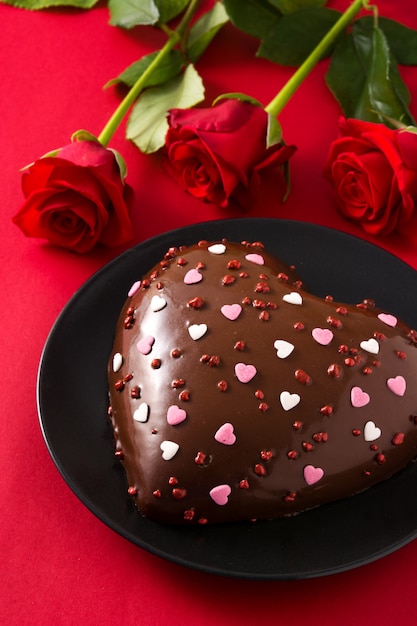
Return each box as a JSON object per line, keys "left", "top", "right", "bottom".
{"left": 107, "top": 240, "right": 417, "bottom": 524}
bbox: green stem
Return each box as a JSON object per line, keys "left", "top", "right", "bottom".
{"left": 97, "top": 0, "right": 201, "bottom": 147}
{"left": 265, "top": 0, "right": 366, "bottom": 117}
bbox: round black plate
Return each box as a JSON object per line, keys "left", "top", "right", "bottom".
{"left": 37, "top": 218, "right": 417, "bottom": 579}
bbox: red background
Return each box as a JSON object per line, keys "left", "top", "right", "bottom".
{"left": 2, "top": 1, "right": 417, "bottom": 623}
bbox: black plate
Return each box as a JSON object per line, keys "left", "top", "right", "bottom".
{"left": 37, "top": 218, "right": 417, "bottom": 580}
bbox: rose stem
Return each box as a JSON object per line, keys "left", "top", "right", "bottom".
{"left": 265, "top": 0, "right": 367, "bottom": 118}
{"left": 97, "top": 0, "right": 201, "bottom": 147}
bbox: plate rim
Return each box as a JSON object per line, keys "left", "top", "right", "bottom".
{"left": 37, "top": 218, "right": 417, "bottom": 580}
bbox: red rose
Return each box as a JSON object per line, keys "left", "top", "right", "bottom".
{"left": 165, "top": 99, "right": 296, "bottom": 209}
{"left": 13, "top": 140, "right": 133, "bottom": 253}
{"left": 324, "top": 117, "right": 417, "bottom": 235}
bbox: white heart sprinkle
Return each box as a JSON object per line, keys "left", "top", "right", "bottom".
{"left": 280, "top": 391, "right": 301, "bottom": 411}
{"left": 208, "top": 243, "right": 226, "bottom": 255}
{"left": 360, "top": 338, "right": 379, "bottom": 355}
{"left": 133, "top": 403, "right": 149, "bottom": 423}
{"left": 188, "top": 323, "right": 208, "bottom": 340}
{"left": 364, "top": 420, "right": 382, "bottom": 442}
{"left": 112, "top": 352, "right": 123, "bottom": 372}
{"left": 151, "top": 295, "right": 167, "bottom": 312}
{"left": 274, "top": 340, "right": 295, "bottom": 359}
{"left": 283, "top": 292, "right": 303, "bottom": 305}
{"left": 160, "top": 440, "right": 179, "bottom": 461}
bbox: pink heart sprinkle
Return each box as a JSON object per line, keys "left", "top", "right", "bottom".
{"left": 387, "top": 375, "right": 406, "bottom": 396}
{"left": 351, "top": 386, "right": 370, "bottom": 408}
{"left": 128, "top": 280, "right": 141, "bottom": 297}
{"left": 304, "top": 465, "right": 324, "bottom": 486}
{"left": 136, "top": 335, "right": 155, "bottom": 355}
{"left": 235, "top": 363, "right": 257, "bottom": 383}
{"left": 221, "top": 304, "right": 242, "bottom": 321}
{"left": 214, "top": 423, "right": 236, "bottom": 445}
{"left": 245, "top": 253, "right": 264, "bottom": 265}
{"left": 166, "top": 405, "right": 187, "bottom": 426}
{"left": 312, "top": 327, "right": 334, "bottom": 346}
{"left": 184, "top": 269, "right": 203, "bottom": 285}
{"left": 378, "top": 313, "right": 397, "bottom": 327}
{"left": 209, "top": 484, "right": 231, "bottom": 506}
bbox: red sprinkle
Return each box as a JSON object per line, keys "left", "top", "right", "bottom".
{"left": 152, "top": 490, "right": 161, "bottom": 498}
{"left": 259, "top": 311, "right": 270, "bottom": 321}
{"left": 254, "top": 463, "right": 266, "bottom": 476}
{"left": 222, "top": 275, "right": 236, "bottom": 286}
{"left": 188, "top": 296, "right": 204, "bottom": 309}
{"left": 283, "top": 491, "right": 297, "bottom": 503}
{"left": 327, "top": 315, "right": 343, "bottom": 329}
{"left": 277, "top": 272, "right": 289, "bottom": 282}
{"left": 114, "top": 379, "right": 125, "bottom": 391}
{"left": 151, "top": 359, "right": 161, "bottom": 369}
{"left": 227, "top": 259, "right": 241, "bottom": 270}
{"left": 208, "top": 355, "right": 220, "bottom": 367}
{"left": 292, "top": 420, "right": 303, "bottom": 430}
{"left": 172, "top": 378, "right": 186, "bottom": 388}
{"left": 336, "top": 306, "right": 348, "bottom": 315}
{"left": 392, "top": 432, "right": 405, "bottom": 445}
{"left": 168, "top": 476, "right": 178, "bottom": 485}
{"left": 287, "top": 450, "right": 298, "bottom": 460}
{"left": 172, "top": 488, "right": 187, "bottom": 500}
{"left": 195, "top": 451, "right": 207, "bottom": 465}
{"left": 293, "top": 322, "right": 305, "bottom": 331}
{"left": 313, "top": 432, "right": 328, "bottom": 443}
{"left": 302, "top": 442, "right": 314, "bottom": 452}
{"left": 362, "top": 366, "right": 373, "bottom": 375}
{"left": 352, "top": 429, "right": 361, "bottom": 436}
{"left": 179, "top": 390, "right": 190, "bottom": 402}
{"left": 127, "top": 486, "right": 137, "bottom": 496}
{"left": 258, "top": 402, "right": 269, "bottom": 412}
{"left": 260, "top": 450, "right": 273, "bottom": 461}
{"left": 234, "top": 341, "right": 246, "bottom": 351}
{"left": 295, "top": 369, "right": 312, "bottom": 385}
{"left": 171, "top": 349, "right": 181, "bottom": 358}
{"left": 375, "top": 453, "right": 386, "bottom": 465}
{"left": 255, "top": 282, "right": 270, "bottom": 293}
{"left": 320, "top": 405, "right": 333, "bottom": 417}
{"left": 395, "top": 350, "right": 407, "bottom": 360}
{"left": 183, "top": 509, "right": 195, "bottom": 521}
{"left": 327, "top": 363, "right": 342, "bottom": 379}
{"left": 217, "top": 380, "right": 228, "bottom": 392}
{"left": 239, "top": 479, "right": 249, "bottom": 489}
{"left": 255, "top": 389, "right": 264, "bottom": 399}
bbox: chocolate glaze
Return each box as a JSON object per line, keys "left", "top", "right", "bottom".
{"left": 108, "top": 240, "right": 417, "bottom": 524}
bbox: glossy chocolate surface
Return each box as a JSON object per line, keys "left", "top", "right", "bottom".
{"left": 108, "top": 241, "right": 417, "bottom": 524}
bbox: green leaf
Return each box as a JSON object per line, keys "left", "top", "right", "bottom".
{"left": 266, "top": 114, "right": 283, "bottom": 147}
{"left": 108, "top": 0, "right": 159, "bottom": 28}
{"left": 105, "top": 50, "right": 184, "bottom": 89}
{"left": 187, "top": 2, "right": 229, "bottom": 63}
{"left": 71, "top": 129, "right": 99, "bottom": 143}
{"left": 267, "top": 0, "right": 326, "bottom": 14}
{"left": 0, "top": 0, "right": 97, "bottom": 7}
{"left": 326, "top": 32, "right": 365, "bottom": 119}
{"left": 357, "top": 16, "right": 417, "bottom": 66}
{"left": 326, "top": 22, "right": 415, "bottom": 126}
{"left": 126, "top": 64, "right": 205, "bottom": 154}
{"left": 154, "top": 0, "right": 189, "bottom": 25}
{"left": 212, "top": 92, "right": 264, "bottom": 107}
{"left": 223, "top": 0, "right": 281, "bottom": 40}
{"left": 257, "top": 7, "right": 341, "bottom": 66}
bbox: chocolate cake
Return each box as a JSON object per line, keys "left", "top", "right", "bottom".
{"left": 107, "top": 240, "right": 417, "bottom": 524}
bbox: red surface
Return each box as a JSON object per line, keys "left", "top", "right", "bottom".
{"left": 2, "top": 1, "right": 417, "bottom": 623}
